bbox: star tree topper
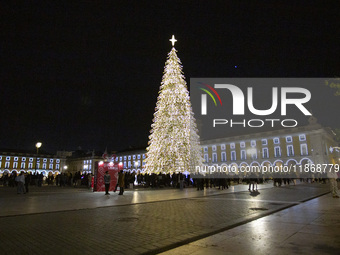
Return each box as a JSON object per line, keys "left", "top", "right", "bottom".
{"left": 169, "top": 35, "right": 177, "bottom": 46}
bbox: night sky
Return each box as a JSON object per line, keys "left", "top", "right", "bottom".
{"left": 1, "top": 1, "right": 339, "bottom": 154}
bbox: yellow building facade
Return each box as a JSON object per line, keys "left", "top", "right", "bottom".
{"left": 0, "top": 150, "right": 65, "bottom": 176}
{"left": 200, "top": 118, "right": 339, "bottom": 175}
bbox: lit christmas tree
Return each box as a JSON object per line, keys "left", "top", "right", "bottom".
{"left": 145, "top": 35, "right": 203, "bottom": 174}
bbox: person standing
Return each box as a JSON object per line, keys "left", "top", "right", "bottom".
{"left": 104, "top": 171, "right": 111, "bottom": 195}
{"left": 88, "top": 173, "right": 93, "bottom": 189}
{"left": 15, "top": 172, "right": 26, "bottom": 194}
{"left": 179, "top": 172, "right": 184, "bottom": 190}
{"left": 327, "top": 168, "right": 339, "bottom": 198}
{"left": 25, "top": 173, "right": 31, "bottom": 193}
{"left": 118, "top": 170, "right": 125, "bottom": 195}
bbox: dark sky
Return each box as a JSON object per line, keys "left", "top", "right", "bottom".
{"left": 1, "top": 1, "right": 339, "bottom": 154}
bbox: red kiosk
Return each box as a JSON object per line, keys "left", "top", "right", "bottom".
{"left": 93, "top": 161, "right": 121, "bottom": 192}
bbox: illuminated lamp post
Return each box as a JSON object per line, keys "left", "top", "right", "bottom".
{"left": 36, "top": 142, "right": 42, "bottom": 154}
{"left": 35, "top": 142, "right": 42, "bottom": 174}
{"left": 247, "top": 148, "right": 257, "bottom": 158}
{"left": 118, "top": 162, "right": 123, "bottom": 171}
{"left": 246, "top": 148, "right": 259, "bottom": 178}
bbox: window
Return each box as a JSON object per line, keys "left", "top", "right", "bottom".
{"left": 37, "top": 158, "right": 40, "bottom": 162}
{"left": 212, "top": 153, "right": 217, "bottom": 163}
{"left": 43, "top": 158, "right": 47, "bottom": 163}
{"left": 212, "top": 145, "right": 217, "bottom": 151}
{"left": 13, "top": 162, "right": 18, "bottom": 168}
{"left": 137, "top": 155, "right": 141, "bottom": 159}
{"left": 14, "top": 157, "right": 18, "bottom": 161}
{"left": 5, "top": 162, "right": 10, "bottom": 168}
{"left": 274, "top": 146, "right": 281, "bottom": 157}
{"left": 50, "top": 159, "right": 54, "bottom": 163}
{"left": 262, "top": 148, "right": 269, "bottom": 158}
{"left": 128, "top": 161, "right": 131, "bottom": 168}
{"left": 251, "top": 140, "right": 256, "bottom": 147}
{"left": 287, "top": 145, "right": 294, "bottom": 156}
{"left": 240, "top": 142, "right": 245, "bottom": 148}
{"left": 300, "top": 144, "right": 308, "bottom": 156}
{"left": 299, "top": 134, "right": 306, "bottom": 141}
{"left": 6, "top": 157, "right": 10, "bottom": 161}
{"left": 143, "top": 154, "right": 146, "bottom": 159}
{"left": 261, "top": 139, "right": 268, "bottom": 146}
{"left": 231, "top": 151, "right": 236, "bottom": 161}
{"left": 241, "top": 150, "right": 246, "bottom": 160}
{"left": 221, "top": 144, "right": 226, "bottom": 150}
{"left": 0, "top": 156, "right": 2, "bottom": 160}
{"left": 56, "top": 159, "right": 60, "bottom": 163}
{"left": 128, "top": 156, "right": 131, "bottom": 160}
{"left": 203, "top": 147, "right": 208, "bottom": 152}
{"left": 43, "top": 163, "right": 46, "bottom": 169}
{"left": 22, "top": 157, "right": 26, "bottom": 162}
{"left": 230, "top": 143, "right": 235, "bottom": 149}
{"left": 28, "top": 163, "right": 33, "bottom": 169}
{"left": 204, "top": 154, "right": 209, "bottom": 163}
{"left": 273, "top": 138, "right": 280, "bottom": 144}
{"left": 49, "top": 164, "right": 53, "bottom": 169}
{"left": 124, "top": 156, "right": 127, "bottom": 160}
{"left": 221, "top": 152, "right": 226, "bottom": 162}
{"left": 21, "top": 162, "right": 25, "bottom": 169}
{"left": 56, "top": 164, "right": 60, "bottom": 170}
{"left": 124, "top": 162, "right": 127, "bottom": 168}
{"left": 133, "top": 155, "right": 136, "bottom": 159}
{"left": 29, "top": 158, "right": 33, "bottom": 162}
{"left": 119, "top": 157, "right": 122, "bottom": 161}
{"left": 36, "top": 163, "right": 40, "bottom": 169}
{"left": 286, "top": 136, "right": 293, "bottom": 143}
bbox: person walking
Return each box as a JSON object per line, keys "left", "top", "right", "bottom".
{"left": 104, "top": 171, "right": 111, "bottom": 195}
{"left": 118, "top": 170, "right": 125, "bottom": 195}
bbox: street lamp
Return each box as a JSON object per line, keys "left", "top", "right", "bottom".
{"left": 247, "top": 148, "right": 257, "bottom": 155}
{"left": 36, "top": 142, "right": 42, "bottom": 154}
{"left": 247, "top": 148, "right": 257, "bottom": 160}
{"left": 63, "top": 165, "right": 68, "bottom": 173}
{"left": 118, "top": 162, "right": 123, "bottom": 170}
{"left": 35, "top": 142, "right": 42, "bottom": 175}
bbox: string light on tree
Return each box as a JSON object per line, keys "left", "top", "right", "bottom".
{"left": 145, "top": 36, "right": 203, "bottom": 174}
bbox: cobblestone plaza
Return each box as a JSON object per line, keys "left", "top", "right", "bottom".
{"left": 1, "top": 182, "right": 339, "bottom": 254}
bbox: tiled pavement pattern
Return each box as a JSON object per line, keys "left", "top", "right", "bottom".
{"left": 161, "top": 192, "right": 340, "bottom": 255}
{"left": 0, "top": 184, "right": 330, "bottom": 254}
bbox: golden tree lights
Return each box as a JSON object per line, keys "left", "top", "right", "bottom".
{"left": 145, "top": 36, "right": 203, "bottom": 174}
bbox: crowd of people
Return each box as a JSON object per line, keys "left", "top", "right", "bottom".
{"left": 0, "top": 170, "right": 338, "bottom": 197}
{"left": 1, "top": 171, "right": 45, "bottom": 188}
{"left": 0, "top": 171, "right": 94, "bottom": 192}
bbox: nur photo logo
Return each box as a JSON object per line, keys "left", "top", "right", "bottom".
{"left": 191, "top": 78, "right": 322, "bottom": 134}
{"left": 198, "top": 82, "right": 222, "bottom": 115}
